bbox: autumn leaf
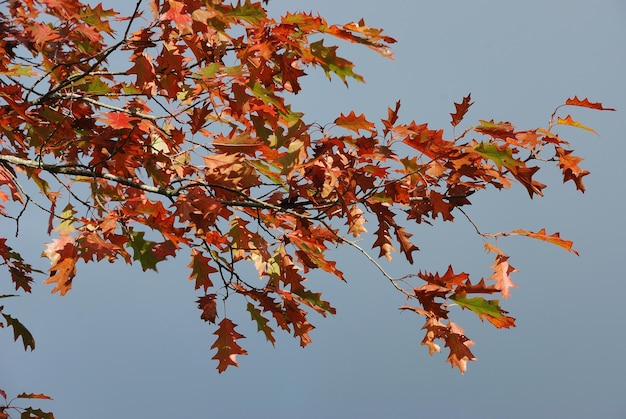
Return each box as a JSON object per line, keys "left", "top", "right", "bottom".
{"left": 16, "top": 393, "right": 53, "bottom": 400}
{"left": 197, "top": 294, "right": 217, "bottom": 323}
{"left": 565, "top": 96, "right": 616, "bottom": 111}
{"left": 473, "top": 141, "right": 523, "bottom": 172}
{"left": 211, "top": 318, "right": 248, "bottom": 373}
{"left": 159, "top": 0, "right": 193, "bottom": 27}
{"left": 555, "top": 147, "right": 589, "bottom": 192}
{"left": 450, "top": 294, "right": 515, "bottom": 328}
{"left": 511, "top": 228, "right": 579, "bottom": 255}
{"left": 0, "top": 162, "right": 23, "bottom": 203}
{"left": 347, "top": 204, "right": 367, "bottom": 237}
{"left": 445, "top": 322, "right": 476, "bottom": 374}
{"left": 187, "top": 249, "right": 217, "bottom": 291}
{"left": 334, "top": 111, "right": 376, "bottom": 134}
{"left": 473, "top": 120, "right": 516, "bottom": 139}
{"left": 488, "top": 254, "right": 518, "bottom": 299}
{"left": 450, "top": 93, "right": 473, "bottom": 127}
{"left": 101, "top": 112, "right": 135, "bottom": 130}
{"left": 557, "top": 115, "right": 598, "bottom": 135}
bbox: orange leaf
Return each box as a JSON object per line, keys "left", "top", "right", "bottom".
{"left": 334, "top": 111, "right": 375, "bottom": 134}
{"left": 43, "top": 257, "right": 77, "bottom": 296}
{"left": 16, "top": 392, "right": 53, "bottom": 400}
{"left": 42, "top": 235, "right": 78, "bottom": 296}
{"left": 211, "top": 318, "right": 247, "bottom": 373}
{"left": 556, "top": 115, "right": 598, "bottom": 135}
{"left": 511, "top": 228, "right": 579, "bottom": 255}
{"left": 101, "top": 112, "right": 135, "bottom": 129}
{"left": 565, "top": 96, "right": 616, "bottom": 111}
{"left": 450, "top": 93, "right": 473, "bottom": 127}
{"left": 555, "top": 147, "right": 589, "bottom": 192}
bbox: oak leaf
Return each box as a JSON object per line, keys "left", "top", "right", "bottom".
{"left": 555, "top": 147, "right": 589, "bottom": 192}
{"left": 197, "top": 294, "right": 217, "bottom": 323}
{"left": 450, "top": 93, "right": 473, "bottom": 127}
{"left": 511, "top": 228, "right": 579, "bottom": 255}
{"left": 334, "top": 111, "right": 376, "bottom": 134}
{"left": 565, "top": 96, "right": 616, "bottom": 111}
{"left": 450, "top": 293, "right": 515, "bottom": 328}
{"left": 211, "top": 318, "right": 248, "bottom": 373}
{"left": 488, "top": 254, "right": 518, "bottom": 299}
{"left": 445, "top": 321, "right": 476, "bottom": 374}
{"left": 2, "top": 313, "right": 35, "bottom": 351}
{"left": 557, "top": 115, "right": 598, "bottom": 135}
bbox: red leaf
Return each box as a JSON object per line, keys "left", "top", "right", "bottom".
{"left": 450, "top": 93, "right": 473, "bottom": 127}
{"left": 565, "top": 96, "right": 616, "bottom": 111}
{"left": 0, "top": 163, "right": 23, "bottom": 203}
{"left": 211, "top": 318, "right": 247, "bottom": 373}
{"left": 101, "top": 112, "right": 135, "bottom": 129}
{"left": 381, "top": 100, "right": 401, "bottom": 136}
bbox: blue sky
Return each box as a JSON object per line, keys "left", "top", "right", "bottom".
{"left": 3, "top": 1, "right": 626, "bottom": 418}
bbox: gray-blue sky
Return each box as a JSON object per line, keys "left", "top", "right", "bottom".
{"left": 3, "top": 1, "right": 625, "bottom": 418}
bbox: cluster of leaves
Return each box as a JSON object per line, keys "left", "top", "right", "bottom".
{"left": 0, "top": 390, "right": 54, "bottom": 419}
{"left": 0, "top": 3, "right": 615, "bottom": 411}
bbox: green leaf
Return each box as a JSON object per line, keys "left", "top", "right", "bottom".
{"left": 246, "top": 302, "right": 275, "bottom": 345}
{"left": 309, "top": 39, "right": 364, "bottom": 84}
{"left": 85, "top": 77, "right": 111, "bottom": 95}
{"left": 0, "top": 64, "right": 37, "bottom": 77}
{"left": 473, "top": 142, "right": 523, "bottom": 172}
{"left": 194, "top": 62, "right": 220, "bottom": 80}
{"left": 2, "top": 313, "right": 35, "bottom": 351}
{"left": 248, "top": 160, "right": 284, "bottom": 185}
{"left": 450, "top": 293, "right": 504, "bottom": 321}
{"left": 293, "top": 289, "right": 336, "bottom": 315}
{"left": 127, "top": 231, "right": 159, "bottom": 271}
{"left": 226, "top": 0, "right": 266, "bottom": 24}
{"left": 22, "top": 407, "right": 55, "bottom": 419}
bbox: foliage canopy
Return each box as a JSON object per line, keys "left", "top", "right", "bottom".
{"left": 0, "top": 0, "right": 614, "bottom": 415}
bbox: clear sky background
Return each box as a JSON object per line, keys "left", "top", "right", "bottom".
{"left": 3, "top": 1, "right": 626, "bottom": 418}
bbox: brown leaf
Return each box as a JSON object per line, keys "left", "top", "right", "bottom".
{"left": 450, "top": 93, "right": 473, "bottom": 127}
{"left": 197, "top": 294, "right": 217, "bottom": 323}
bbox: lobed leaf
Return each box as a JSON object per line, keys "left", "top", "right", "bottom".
{"left": 2, "top": 313, "right": 35, "bottom": 351}
{"left": 511, "top": 228, "right": 579, "bottom": 255}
